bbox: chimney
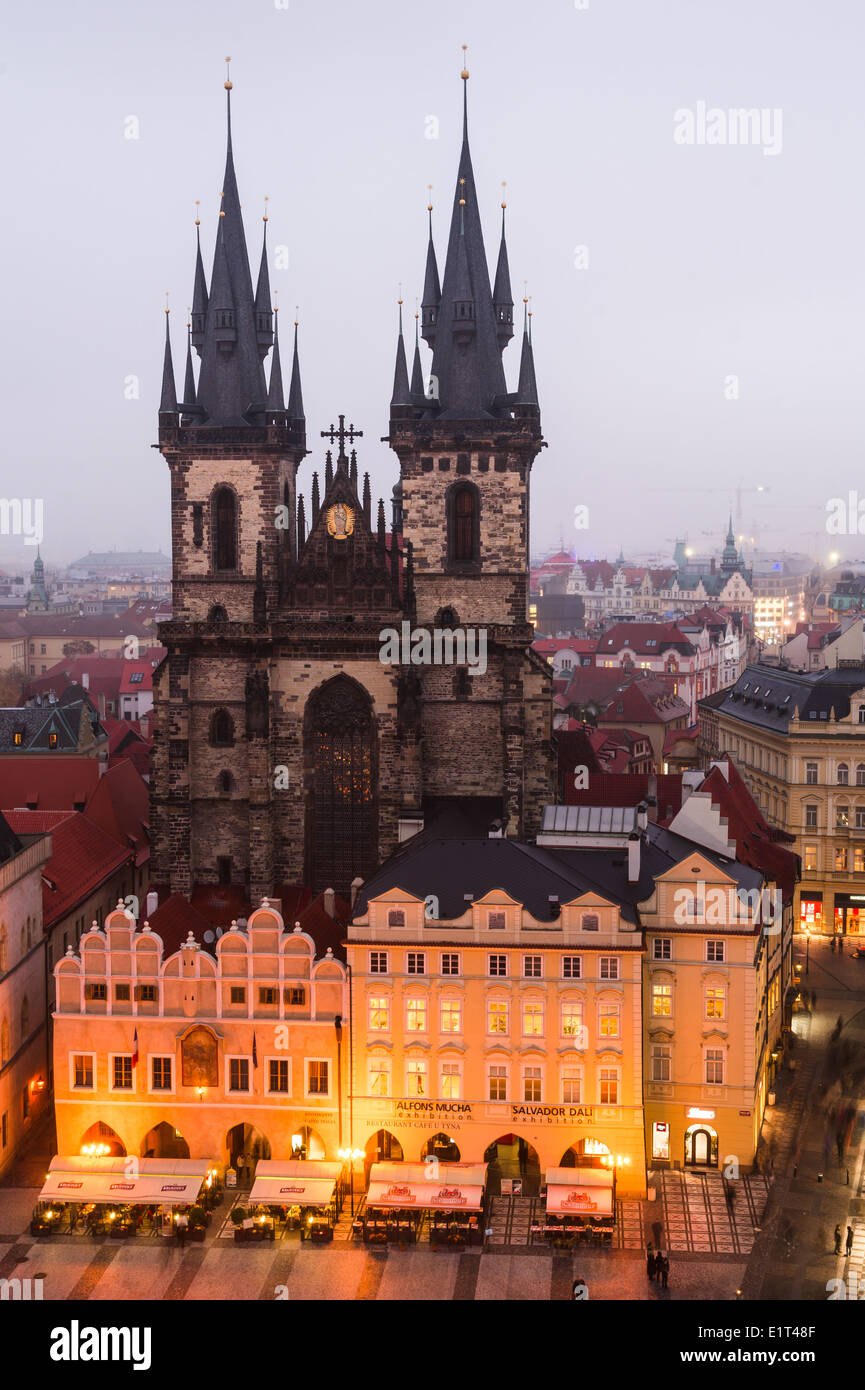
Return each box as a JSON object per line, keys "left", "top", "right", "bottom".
{"left": 350, "top": 877, "right": 363, "bottom": 910}
{"left": 145, "top": 890, "right": 158, "bottom": 919}
{"left": 323, "top": 887, "right": 335, "bottom": 918}
{"left": 637, "top": 801, "right": 648, "bottom": 832}
{"left": 628, "top": 832, "right": 641, "bottom": 883}
{"left": 82, "top": 671, "right": 89, "bottom": 690}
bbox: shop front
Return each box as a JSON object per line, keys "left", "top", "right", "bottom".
{"left": 798, "top": 892, "right": 824, "bottom": 935}
{"left": 833, "top": 893, "right": 865, "bottom": 937}
{"left": 361, "top": 1161, "right": 487, "bottom": 1247}
{"left": 534, "top": 1166, "right": 614, "bottom": 1246}
{"left": 247, "top": 1159, "right": 342, "bottom": 1242}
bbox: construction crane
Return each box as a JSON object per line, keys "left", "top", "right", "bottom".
{"left": 648, "top": 482, "right": 770, "bottom": 530}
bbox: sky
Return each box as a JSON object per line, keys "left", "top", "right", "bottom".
{"left": 3, "top": 0, "right": 865, "bottom": 571}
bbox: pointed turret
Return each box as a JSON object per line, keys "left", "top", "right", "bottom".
{"left": 254, "top": 211, "right": 274, "bottom": 358}
{"left": 514, "top": 299, "right": 538, "bottom": 414}
{"left": 423, "top": 64, "right": 507, "bottom": 419}
{"left": 286, "top": 318, "right": 304, "bottom": 422}
{"left": 390, "top": 299, "right": 411, "bottom": 411}
{"left": 311, "top": 470, "right": 321, "bottom": 524}
{"left": 266, "top": 305, "right": 285, "bottom": 417}
{"left": 159, "top": 309, "right": 178, "bottom": 417}
{"left": 297, "top": 494, "right": 307, "bottom": 552}
{"left": 325, "top": 450, "right": 334, "bottom": 492}
{"left": 377, "top": 498, "right": 386, "bottom": 549}
{"left": 190, "top": 214, "right": 208, "bottom": 354}
{"left": 182, "top": 319, "right": 196, "bottom": 409}
{"left": 194, "top": 75, "right": 267, "bottom": 425}
{"left": 362, "top": 472, "right": 372, "bottom": 527}
{"left": 721, "top": 513, "right": 740, "bottom": 575}
{"left": 493, "top": 196, "right": 514, "bottom": 348}
{"left": 420, "top": 200, "right": 441, "bottom": 348}
{"left": 410, "top": 312, "right": 424, "bottom": 398}
{"left": 349, "top": 449, "right": 358, "bottom": 491}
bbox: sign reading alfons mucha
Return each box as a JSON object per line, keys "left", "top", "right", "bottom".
{"left": 326, "top": 502, "right": 355, "bottom": 539}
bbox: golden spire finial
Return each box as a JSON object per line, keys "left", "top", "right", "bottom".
{"left": 194, "top": 199, "right": 200, "bottom": 227}
{"left": 459, "top": 175, "right": 466, "bottom": 208}
{"left": 186, "top": 304, "right": 191, "bottom": 328}
{"left": 224, "top": 57, "right": 232, "bottom": 91}
{"left": 398, "top": 280, "right": 403, "bottom": 306}
{"left": 461, "top": 44, "right": 469, "bottom": 80}
{"left": 427, "top": 183, "right": 433, "bottom": 212}
{"left": 523, "top": 279, "right": 529, "bottom": 305}
{"left": 263, "top": 195, "right": 269, "bottom": 223}
{"left": 415, "top": 296, "right": 419, "bottom": 321}
{"left": 294, "top": 304, "right": 299, "bottom": 326}
{"left": 501, "top": 180, "right": 507, "bottom": 210}
{"left": 273, "top": 289, "right": 279, "bottom": 315}
{"left": 164, "top": 291, "right": 170, "bottom": 316}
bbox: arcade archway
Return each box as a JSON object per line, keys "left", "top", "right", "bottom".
{"left": 364, "top": 1128, "right": 403, "bottom": 1183}
{"left": 420, "top": 1132, "right": 461, "bottom": 1164}
{"left": 142, "top": 1121, "right": 189, "bottom": 1160}
{"left": 289, "top": 1125, "right": 326, "bottom": 1161}
{"left": 559, "top": 1137, "right": 612, "bottom": 1170}
{"left": 483, "top": 1134, "right": 541, "bottom": 1196}
{"left": 225, "top": 1123, "right": 271, "bottom": 1176}
{"left": 80, "top": 1121, "right": 125, "bottom": 1157}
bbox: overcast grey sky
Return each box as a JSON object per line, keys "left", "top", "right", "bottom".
{"left": 3, "top": 0, "right": 865, "bottom": 570}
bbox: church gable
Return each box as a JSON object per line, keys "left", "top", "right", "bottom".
{"left": 288, "top": 463, "right": 401, "bottom": 617}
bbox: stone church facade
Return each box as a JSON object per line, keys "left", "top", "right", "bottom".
{"left": 150, "top": 69, "right": 552, "bottom": 902}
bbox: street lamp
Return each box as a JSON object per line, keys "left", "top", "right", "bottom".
{"left": 338, "top": 1147, "right": 363, "bottom": 1218}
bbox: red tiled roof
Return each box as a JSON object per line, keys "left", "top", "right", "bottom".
{"left": 663, "top": 723, "right": 699, "bottom": 756}
{"left": 0, "top": 756, "right": 100, "bottom": 811}
{"left": 597, "top": 622, "right": 694, "bottom": 655}
{"left": 6, "top": 810, "right": 131, "bottom": 926}
{"left": 83, "top": 759, "right": 150, "bottom": 866}
{"left": 532, "top": 637, "right": 596, "bottom": 655}
{"left": 700, "top": 756, "right": 799, "bottom": 899}
{"left": 118, "top": 663, "right": 154, "bottom": 694}
{"left": 566, "top": 772, "right": 685, "bottom": 817}
{"left": 147, "top": 893, "right": 215, "bottom": 956}
{"left": 5, "top": 809, "right": 72, "bottom": 834}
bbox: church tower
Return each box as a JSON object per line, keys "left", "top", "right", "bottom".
{"left": 387, "top": 60, "right": 553, "bottom": 836}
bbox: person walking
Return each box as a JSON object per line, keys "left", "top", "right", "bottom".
{"left": 646, "top": 1242, "right": 655, "bottom": 1280}
{"left": 176, "top": 1211, "right": 188, "bottom": 1249}
{"left": 846, "top": 1226, "right": 854, "bottom": 1257}
{"left": 834, "top": 1224, "right": 842, "bottom": 1254}
{"left": 660, "top": 1254, "right": 669, "bottom": 1289}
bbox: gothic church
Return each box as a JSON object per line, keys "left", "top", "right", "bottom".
{"left": 150, "top": 65, "right": 553, "bottom": 901}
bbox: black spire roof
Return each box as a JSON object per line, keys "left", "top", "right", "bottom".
{"left": 515, "top": 302, "right": 539, "bottom": 412}
{"left": 266, "top": 307, "right": 285, "bottom": 415}
{"left": 420, "top": 205, "right": 441, "bottom": 348}
{"left": 254, "top": 216, "right": 274, "bottom": 359}
{"left": 492, "top": 204, "right": 514, "bottom": 348}
{"left": 159, "top": 311, "right": 178, "bottom": 416}
{"left": 193, "top": 82, "right": 268, "bottom": 426}
{"left": 390, "top": 301, "right": 411, "bottom": 409}
{"left": 423, "top": 73, "right": 507, "bottom": 419}
{"left": 410, "top": 314, "right": 424, "bottom": 397}
{"left": 190, "top": 219, "right": 208, "bottom": 352}
{"left": 287, "top": 319, "right": 304, "bottom": 422}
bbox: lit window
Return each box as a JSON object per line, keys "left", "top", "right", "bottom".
{"left": 307, "top": 1060, "right": 329, "bottom": 1095}
{"left": 562, "top": 1067, "right": 582, "bottom": 1103}
{"left": 804, "top": 845, "right": 817, "bottom": 871}
{"left": 561, "top": 1002, "right": 583, "bottom": 1038}
{"left": 599, "top": 1005, "right": 620, "bottom": 1037}
{"left": 368, "top": 997, "right": 390, "bottom": 1031}
{"left": 705, "top": 986, "right": 725, "bottom": 1020}
{"left": 599, "top": 1068, "right": 619, "bottom": 1104}
{"left": 440, "top": 1000, "right": 462, "bottom": 1033}
{"left": 73, "top": 1055, "right": 94, "bottom": 1089}
{"left": 836, "top": 847, "right": 848, "bottom": 872}
{"left": 522, "top": 1001, "right": 544, "bottom": 1037}
{"left": 369, "top": 1058, "right": 390, "bottom": 1097}
{"left": 488, "top": 1000, "right": 508, "bottom": 1035}
{"left": 652, "top": 983, "right": 672, "bottom": 1016}
{"left": 112, "top": 1056, "right": 133, "bottom": 1090}
{"left": 406, "top": 998, "right": 428, "bottom": 1032}
{"left": 837, "top": 806, "right": 849, "bottom": 829}
{"left": 705, "top": 1049, "right": 724, "bottom": 1085}
{"left": 406, "top": 1059, "right": 427, "bottom": 1096}
{"left": 440, "top": 1063, "right": 461, "bottom": 1100}
{"left": 489, "top": 1065, "right": 508, "bottom": 1101}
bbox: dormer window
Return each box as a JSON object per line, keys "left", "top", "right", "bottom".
{"left": 13, "top": 730, "right": 23, "bottom": 746}
{"left": 581, "top": 913, "right": 599, "bottom": 932}
{"left": 387, "top": 909, "right": 405, "bottom": 928}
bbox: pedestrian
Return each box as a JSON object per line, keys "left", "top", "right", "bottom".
{"left": 846, "top": 1226, "right": 854, "bottom": 1256}
{"left": 571, "top": 1276, "right": 588, "bottom": 1300}
{"left": 834, "top": 1224, "right": 842, "bottom": 1254}
{"left": 660, "top": 1254, "right": 670, "bottom": 1289}
{"left": 176, "top": 1211, "right": 188, "bottom": 1249}
{"left": 646, "top": 1242, "right": 655, "bottom": 1280}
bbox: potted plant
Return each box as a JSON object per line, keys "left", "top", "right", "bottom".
{"left": 231, "top": 1205, "right": 249, "bottom": 1242}
{"left": 188, "top": 1205, "right": 207, "bottom": 1242}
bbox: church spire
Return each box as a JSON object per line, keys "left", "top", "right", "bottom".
{"left": 182, "top": 315, "right": 196, "bottom": 408}
{"left": 286, "top": 314, "right": 304, "bottom": 422}
{"left": 194, "top": 63, "right": 268, "bottom": 426}
{"left": 266, "top": 303, "right": 285, "bottom": 415}
{"left": 190, "top": 207, "right": 208, "bottom": 354}
{"left": 390, "top": 297, "right": 411, "bottom": 409}
{"left": 420, "top": 191, "right": 441, "bottom": 348}
{"left": 410, "top": 310, "right": 424, "bottom": 398}
{"left": 515, "top": 298, "right": 538, "bottom": 413}
{"left": 492, "top": 187, "right": 514, "bottom": 348}
{"left": 159, "top": 305, "right": 178, "bottom": 416}
{"left": 423, "top": 54, "right": 507, "bottom": 419}
{"left": 254, "top": 202, "right": 274, "bottom": 359}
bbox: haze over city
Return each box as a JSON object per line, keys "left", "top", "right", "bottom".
{"left": 4, "top": 0, "right": 865, "bottom": 566}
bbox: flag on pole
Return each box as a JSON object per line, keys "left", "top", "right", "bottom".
{"left": 252, "top": 1031, "right": 258, "bottom": 1068}
{"left": 132, "top": 1028, "right": 139, "bottom": 1069}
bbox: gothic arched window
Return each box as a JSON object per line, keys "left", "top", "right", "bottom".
{"left": 208, "top": 604, "right": 228, "bottom": 627}
{"left": 447, "top": 482, "right": 480, "bottom": 569}
{"left": 213, "top": 487, "right": 238, "bottom": 572}
{"left": 217, "top": 770, "right": 234, "bottom": 795}
{"left": 304, "top": 675, "right": 378, "bottom": 896}
{"left": 210, "top": 709, "right": 235, "bottom": 747}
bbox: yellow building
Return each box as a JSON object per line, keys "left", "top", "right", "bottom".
{"left": 53, "top": 903, "right": 346, "bottom": 1171}
{"left": 705, "top": 663, "right": 865, "bottom": 935}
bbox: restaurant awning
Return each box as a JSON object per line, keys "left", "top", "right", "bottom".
{"left": 248, "top": 1160, "right": 342, "bottom": 1208}
{"left": 367, "top": 1161, "right": 487, "bottom": 1211}
{"left": 544, "top": 1166, "right": 614, "bottom": 1217}
{"left": 39, "top": 1157, "right": 211, "bottom": 1206}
